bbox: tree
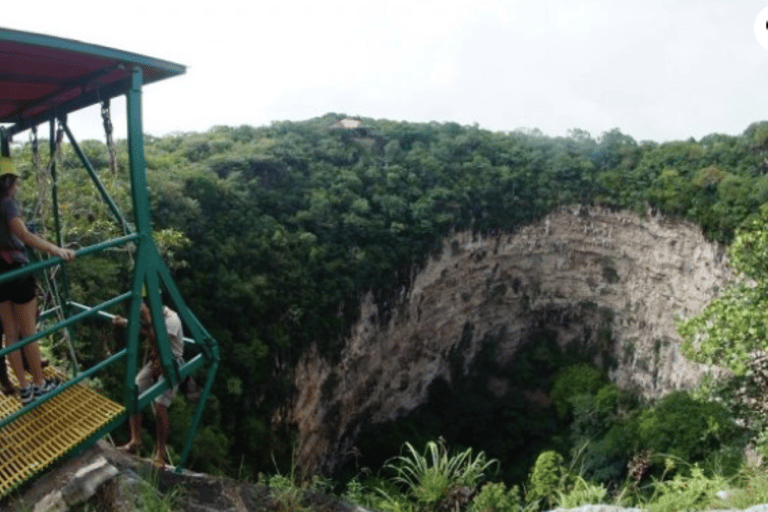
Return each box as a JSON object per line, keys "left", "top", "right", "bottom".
{"left": 680, "top": 203, "right": 768, "bottom": 374}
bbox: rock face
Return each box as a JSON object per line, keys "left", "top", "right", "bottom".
{"left": 4, "top": 441, "right": 368, "bottom": 512}
{"left": 290, "top": 206, "right": 733, "bottom": 476}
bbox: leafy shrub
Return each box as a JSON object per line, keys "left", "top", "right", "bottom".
{"left": 645, "top": 465, "right": 725, "bottom": 512}
{"left": 637, "top": 391, "right": 741, "bottom": 465}
{"left": 469, "top": 482, "right": 526, "bottom": 512}
{"left": 189, "top": 425, "right": 232, "bottom": 475}
{"left": 137, "top": 478, "right": 185, "bottom": 512}
{"left": 267, "top": 473, "right": 308, "bottom": 512}
{"left": 717, "top": 468, "right": 768, "bottom": 509}
{"left": 526, "top": 450, "right": 571, "bottom": 509}
{"left": 569, "top": 386, "right": 617, "bottom": 440}
{"left": 342, "top": 476, "right": 368, "bottom": 507}
{"left": 550, "top": 364, "right": 606, "bottom": 420}
{"left": 570, "top": 435, "right": 629, "bottom": 485}
{"left": 556, "top": 475, "right": 607, "bottom": 509}
{"left": 383, "top": 439, "right": 498, "bottom": 511}
{"left": 702, "top": 444, "right": 745, "bottom": 479}
{"left": 264, "top": 453, "right": 334, "bottom": 512}
{"left": 565, "top": 380, "right": 642, "bottom": 485}
{"left": 373, "top": 490, "right": 416, "bottom": 512}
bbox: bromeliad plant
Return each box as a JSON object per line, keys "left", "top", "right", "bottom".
{"left": 381, "top": 439, "right": 499, "bottom": 511}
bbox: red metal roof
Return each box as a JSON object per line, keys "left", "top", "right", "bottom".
{"left": 0, "top": 27, "right": 185, "bottom": 133}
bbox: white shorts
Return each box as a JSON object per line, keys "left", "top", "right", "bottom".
{"left": 135, "top": 359, "right": 180, "bottom": 408}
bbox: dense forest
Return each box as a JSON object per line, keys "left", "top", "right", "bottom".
{"left": 12, "top": 113, "right": 768, "bottom": 490}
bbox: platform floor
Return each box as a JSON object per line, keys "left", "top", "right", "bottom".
{"left": 0, "top": 367, "right": 124, "bottom": 497}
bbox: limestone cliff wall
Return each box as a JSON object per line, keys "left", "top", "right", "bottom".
{"left": 290, "top": 206, "right": 733, "bottom": 475}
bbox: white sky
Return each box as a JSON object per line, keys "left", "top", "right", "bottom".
{"left": 3, "top": 1, "right": 768, "bottom": 143}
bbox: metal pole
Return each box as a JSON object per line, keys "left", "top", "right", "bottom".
{"left": 48, "top": 118, "right": 80, "bottom": 374}
{"left": 124, "top": 65, "right": 178, "bottom": 416}
{"left": 50, "top": 118, "right": 63, "bottom": 248}
{"left": 175, "top": 360, "right": 219, "bottom": 472}
{"left": 60, "top": 120, "right": 132, "bottom": 234}
{"left": 127, "top": 66, "right": 151, "bottom": 235}
{"left": 0, "top": 128, "right": 8, "bottom": 156}
{"left": 0, "top": 291, "right": 131, "bottom": 358}
{"left": 54, "top": 119, "right": 78, "bottom": 373}
{"left": 124, "top": 66, "right": 148, "bottom": 418}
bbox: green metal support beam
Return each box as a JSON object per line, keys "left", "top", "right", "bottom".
{"left": 5, "top": 78, "right": 133, "bottom": 137}
{"left": 60, "top": 119, "right": 132, "bottom": 234}
{"left": 0, "top": 31, "right": 218, "bottom": 483}
{"left": 47, "top": 117, "right": 81, "bottom": 375}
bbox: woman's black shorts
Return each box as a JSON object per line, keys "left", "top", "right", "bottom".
{"left": 0, "top": 260, "right": 36, "bottom": 305}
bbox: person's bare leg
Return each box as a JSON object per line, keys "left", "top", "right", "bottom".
{"left": 0, "top": 354, "right": 13, "bottom": 394}
{"left": 0, "top": 332, "right": 15, "bottom": 394}
{"left": 21, "top": 344, "right": 43, "bottom": 386}
{"left": 0, "top": 300, "right": 26, "bottom": 389}
{"left": 119, "top": 412, "right": 144, "bottom": 453}
{"left": 154, "top": 403, "right": 170, "bottom": 465}
{"left": 14, "top": 299, "right": 43, "bottom": 387}
{"left": 130, "top": 412, "right": 143, "bottom": 445}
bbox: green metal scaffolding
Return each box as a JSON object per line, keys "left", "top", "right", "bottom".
{"left": 0, "top": 28, "right": 220, "bottom": 480}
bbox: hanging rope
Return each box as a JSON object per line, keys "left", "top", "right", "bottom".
{"left": 101, "top": 100, "right": 118, "bottom": 176}
{"left": 30, "top": 121, "right": 80, "bottom": 372}
{"left": 30, "top": 126, "right": 48, "bottom": 231}
{"left": 50, "top": 121, "right": 79, "bottom": 372}
{"left": 30, "top": 123, "right": 64, "bottom": 231}
{"left": 30, "top": 125, "right": 40, "bottom": 171}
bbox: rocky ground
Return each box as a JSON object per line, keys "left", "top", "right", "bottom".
{"left": 0, "top": 441, "right": 768, "bottom": 512}
{"left": 4, "top": 442, "right": 768, "bottom": 511}
{"left": 1, "top": 440, "right": 367, "bottom": 512}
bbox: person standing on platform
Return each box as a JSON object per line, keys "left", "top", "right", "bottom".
{"left": 114, "top": 298, "right": 184, "bottom": 466}
{"left": 0, "top": 156, "right": 75, "bottom": 405}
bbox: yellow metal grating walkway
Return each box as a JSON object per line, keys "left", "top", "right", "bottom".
{"left": 0, "top": 367, "right": 124, "bottom": 497}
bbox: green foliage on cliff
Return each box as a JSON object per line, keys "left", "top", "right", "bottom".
{"left": 550, "top": 363, "right": 607, "bottom": 420}
{"left": 526, "top": 450, "right": 570, "bottom": 508}
{"left": 139, "top": 117, "right": 768, "bottom": 481}
{"left": 680, "top": 203, "right": 768, "bottom": 375}
{"left": 468, "top": 482, "right": 527, "bottom": 512}
{"left": 635, "top": 391, "right": 742, "bottom": 464}
{"left": 18, "top": 113, "right": 768, "bottom": 481}
{"left": 381, "top": 440, "right": 498, "bottom": 511}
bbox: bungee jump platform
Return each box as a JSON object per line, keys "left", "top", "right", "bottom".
{"left": 0, "top": 367, "right": 124, "bottom": 496}
{"left": 0, "top": 28, "right": 220, "bottom": 496}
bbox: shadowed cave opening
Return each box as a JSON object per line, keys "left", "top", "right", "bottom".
{"left": 334, "top": 303, "right": 623, "bottom": 485}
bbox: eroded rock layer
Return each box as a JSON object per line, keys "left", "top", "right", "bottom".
{"left": 291, "top": 206, "right": 732, "bottom": 475}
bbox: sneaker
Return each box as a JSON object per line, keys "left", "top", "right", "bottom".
{"left": 33, "top": 378, "right": 60, "bottom": 398}
{"left": 19, "top": 385, "right": 34, "bottom": 406}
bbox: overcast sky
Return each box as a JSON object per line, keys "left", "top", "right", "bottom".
{"left": 4, "top": 1, "right": 768, "bottom": 143}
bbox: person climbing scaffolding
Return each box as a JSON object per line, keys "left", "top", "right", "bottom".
{"left": 113, "top": 294, "right": 184, "bottom": 466}
{"left": 0, "top": 156, "right": 75, "bottom": 405}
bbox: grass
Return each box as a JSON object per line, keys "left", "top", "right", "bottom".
{"left": 709, "top": 468, "right": 768, "bottom": 510}
{"left": 556, "top": 475, "right": 607, "bottom": 509}
{"left": 319, "top": 440, "right": 768, "bottom": 512}
{"left": 263, "top": 448, "right": 334, "bottom": 512}
{"left": 380, "top": 439, "right": 498, "bottom": 511}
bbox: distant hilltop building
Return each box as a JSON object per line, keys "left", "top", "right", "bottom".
{"left": 328, "top": 117, "right": 385, "bottom": 153}
{"left": 329, "top": 118, "right": 363, "bottom": 130}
